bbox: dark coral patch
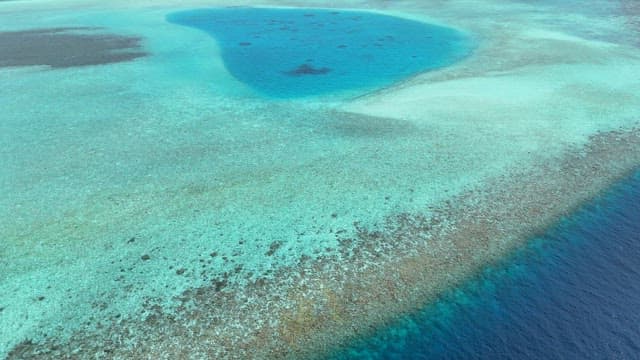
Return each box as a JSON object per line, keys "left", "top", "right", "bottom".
{"left": 284, "top": 63, "right": 331, "bottom": 77}
{"left": 266, "top": 241, "right": 282, "bottom": 256}
{"left": 0, "top": 27, "right": 147, "bottom": 69}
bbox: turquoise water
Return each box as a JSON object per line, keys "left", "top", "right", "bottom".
{"left": 332, "top": 169, "right": 640, "bottom": 359}
{"left": 167, "top": 8, "right": 471, "bottom": 98}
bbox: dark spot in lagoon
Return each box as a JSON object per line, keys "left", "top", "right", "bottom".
{"left": 141, "top": 254, "right": 151, "bottom": 261}
{"left": 0, "top": 27, "right": 146, "bottom": 69}
{"left": 238, "top": 42, "right": 251, "bottom": 46}
{"left": 284, "top": 63, "right": 331, "bottom": 76}
{"left": 176, "top": 268, "right": 186, "bottom": 275}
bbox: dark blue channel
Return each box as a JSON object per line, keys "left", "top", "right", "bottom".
{"left": 332, "top": 169, "right": 640, "bottom": 359}
{"left": 166, "top": 8, "right": 472, "bottom": 98}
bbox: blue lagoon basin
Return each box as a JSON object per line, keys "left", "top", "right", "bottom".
{"left": 167, "top": 8, "right": 472, "bottom": 98}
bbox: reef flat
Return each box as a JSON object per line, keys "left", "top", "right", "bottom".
{"left": 1, "top": 0, "right": 639, "bottom": 358}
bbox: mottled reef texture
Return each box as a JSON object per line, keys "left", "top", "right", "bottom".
{"left": 7, "top": 124, "right": 640, "bottom": 359}
{"left": 0, "top": 27, "right": 146, "bottom": 68}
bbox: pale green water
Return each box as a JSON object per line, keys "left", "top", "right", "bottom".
{"left": 1, "top": 0, "right": 640, "bottom": 357}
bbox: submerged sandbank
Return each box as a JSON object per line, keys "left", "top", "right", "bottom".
{"left": 1, "top": 0, "right": 640, "bottom": 358}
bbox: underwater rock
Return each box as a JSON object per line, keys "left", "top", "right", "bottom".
{"left": 284, "top": 63, "right": 331, "bottom": 76}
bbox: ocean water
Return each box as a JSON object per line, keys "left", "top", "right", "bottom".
{"left": 166, "top": 8, "right": 471, "bottom": 98}
{"left": 333, "top": 169, "right": 640, "bottom": 359}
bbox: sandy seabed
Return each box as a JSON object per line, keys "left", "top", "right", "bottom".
{"left": 1, "top": 0, "right": 640, "bottom": 358}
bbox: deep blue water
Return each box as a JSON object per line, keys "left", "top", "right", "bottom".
{"left": 166, "top": 8, "right": 471, "bottom": 98}
{"left": 333, "top": 169, "right": 640, "bottom": 359}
